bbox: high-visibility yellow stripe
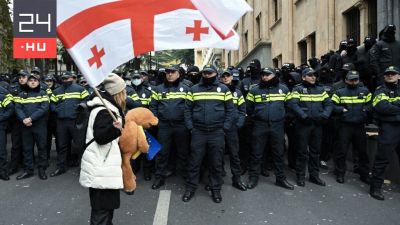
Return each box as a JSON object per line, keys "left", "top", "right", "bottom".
{"left": 332, "top": 93, "right": 371, "bottom": 104}
{"left": 234, "top": 96, "right": 245, "bottom": 106}
{"left": 81, "top": 90, "right": 89, "bottom": 99}
{"left": 289, "top": 91, "right": 329, "bottom": 102}
{"left": 15, "top": 96, "right": 49, "bottom": 104}
{"left": 192, "top": 95, "right": 225, "bottom": 101}
{"left": 373, "top": 93, "right": 400, "bottom": 107}
{"left": 129, "top": 94, "right": 140, "bottom": 101}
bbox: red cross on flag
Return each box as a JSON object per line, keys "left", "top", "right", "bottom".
{"left": 57, "top": 0, "right": 246, "bottom": 87}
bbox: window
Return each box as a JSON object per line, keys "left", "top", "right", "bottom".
{"left": 273, "top": 55, "right": 282, "bottom": 68}
{"left": 273, "top": 0, "right": 281, "bottom": 22}
{"left": 298, "top": 40, "right": 307, "bottom": 65}
{"left": 310, "top": 33, "right": 316, "bottom": 58}
{"left": 228, "top": 51, "right": 231, "bottom": 67}
{"left": 243, "top": 31, "right": 248, "bottom": 55}
{"left": 256, "top": 13, "right": 262, "bottom": 41}
{"left": 344, "top": 7, "right": 360, "bottom": 45}
{"left": 368, "top": 0, "right": 377, "bottom": 38}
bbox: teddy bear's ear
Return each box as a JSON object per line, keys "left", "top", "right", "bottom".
{"left": 137, "top": 125, "right": 149, "bottom": 153}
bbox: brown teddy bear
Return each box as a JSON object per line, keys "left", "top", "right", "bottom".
{"left": 119, "top": 107, "right": 158, "bottom": 193}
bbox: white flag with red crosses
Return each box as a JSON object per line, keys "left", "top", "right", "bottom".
{"left": 57, "top": 0, "right": 247, "bottom": 87}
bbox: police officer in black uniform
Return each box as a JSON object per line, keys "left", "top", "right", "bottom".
{"left": 370, "top": 66, "right": 400, "bottom": 200}
{"left": 288, "top": 68, "right": 333, "bottom": 187}
{"left": 150, "top": 65, "right": 190, "bottom": 189}
{"left": 44, "top": 74, "right": 59, "bottom": 160}
{"left": 246, "top": 68, "right": 294, "bottom": 190}
{"left": 219, "top": 69, "right": 247, "bottom": 191}
{"left": 15, "top": 74, "right": 49, "bottom": 180}
{"left": 131, "top": 70, "right": 154, "bottom": 180}
{"left": 182, "top": 65, "right": 234, "bottom": 203}
{"left": 8, "top": 70, "right": 29, "bottom": 175}
{"left": 0, "top": 87, "right": 14, "bottom": 180}
{"left": 331, "top": 70, "right": 371, "bottom": 184}
{"left": 50, "top": 72, "right": 89, "bottom": 177}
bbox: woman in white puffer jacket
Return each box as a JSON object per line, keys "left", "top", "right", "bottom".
{"left": 79, "top": 74, "right": 126, "bottom": 225}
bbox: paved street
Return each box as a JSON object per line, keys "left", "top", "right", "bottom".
{"left": 1, "top": 152, "right": 400, "bottom": 225}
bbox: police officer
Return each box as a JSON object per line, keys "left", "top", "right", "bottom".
{"left": 50, "top": 72, "right": 89, "bottom": 177}
{"left": 131, "top": 70, "right": 154, "bottom": 180}
{"left": 219, "top": 70, "right": 247, "bottom": 191}
{"left": 331, "top": 71, "right": 371, "bottom": 184}
{"left": 0, "top": 87, "right": 13, "bottom": 180}
{"left": 44, "top": 74, "right": 59, "bottom": 160}
{"left": 123, "top": 72, "right": 141, "bottom": 110}
{"left": 246, "top": 68, "right": 294, "bottom": 190}
{"left": 288, "top": 68, "right": 333, "bottom": 187}
{"left": 182, "top": 65, "right": 234, "bottom": 203}
{"left": 356, "top": 36, "right": 376, "bottom": 91}
{"left": 370, "top": 66, "right": 400, "bottom": 200}
{"left": 149, "top": 65, "right": 190, "bottom": 189}
{"left": 15, "top": 74, "right": 49, "bottom": 180}
{"left": 329, "top": 40, "right": 348, "bottom": 82}
{"left": 8, "top": 70, "right": 29, "bottom": 175}
{"left": 78, "top": 77, "right": 94, "bottom": 95}
{"left": 187, "top": 66, "right": 201, "bottom": 85}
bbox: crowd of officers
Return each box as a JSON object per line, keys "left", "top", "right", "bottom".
{"left": 0, "top": 24, "right": 399, "bottom": 204}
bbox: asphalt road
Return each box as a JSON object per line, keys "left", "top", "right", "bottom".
{"left": 1, "top": 153, "right": 400, "bottom": 225}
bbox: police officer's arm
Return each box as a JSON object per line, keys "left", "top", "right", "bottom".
{"left": 236, "top": 93, "right": 246, "bottom": 128}
{"left": 126, "top": 90, "right": 142, "bottom": 110}
{"left": 368, "top": 43, "right": 380, "bottom": 76}
{"left": 184, "top": 89, "right": 194, "bottom": 131}
{"left": 245, "top": 91, "right": 255, "bottom": 117}
{"left": 223, "top": 90, "right": 235, "bottom": 131}
{"left": 372, "top": 88, "right": 400, "bottom": 114}
{"left": 29, "top": 94, "right": 50, "bottom": 122}
{"left": 0, "top": 94, "right": 14, "bottom": 122}
{"left": 149, "top": 89, "right": 159, "bottom": 117}
{"left": 320, "top": 91, "right": 333, "bottom": 118}
{"left": 80, "top": 88, "right": 90, "bottom": 101}
{"left": 287, "top": 88, "right": 308, "bottom": 119}
{"left": 14, "top": 94, "right": 27, "bottom": 122}
{"left": 331, "top": 91, "right": 345, "bottom": 114}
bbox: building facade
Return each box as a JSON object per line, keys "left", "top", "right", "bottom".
{"left": 196, "top": 0, "right": 398, "bottom": 70}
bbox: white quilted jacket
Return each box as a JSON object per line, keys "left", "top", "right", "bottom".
{"left": 79, "top": 97, "right": 123, "bottom": 189}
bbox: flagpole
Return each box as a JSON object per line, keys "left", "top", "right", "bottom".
{"left": 93, "top": 88, "right": 119, "bottom": 122}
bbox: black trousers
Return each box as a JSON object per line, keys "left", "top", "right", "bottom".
{"left": 90, "top": 209, "right": 114, "bottom": 225}
{"left": 186, "top": 128, "right": 224, "bottom": 191}
{"left": 294, "top": 122, "right": 322, "bottom": 178}
{"left": 249, "top": 121, "right": 286, "bottom": 180}
{"left": 155, "top": 123, "right": 189, "bottom": 179}
{"left": 56, "top": 119, "right": 75, "bottom": 170}
{"left": 286, "top": 122, "right": 297, "bottom": 169}
{"left": 0, "top": 124, "right": 7, "bottom": 175}
{"left": 224, "top": 126, "right": 242, "bottom": 181}
{"left": 21, "top": 120, "right": 48, "bottom": 172}
{"left": 9, "top": 120, "right": 23, "bottom": 170}
{"left": 371, "top": 122, "right": 400, "bottom": 189}
{"left": 334, "top": 122, "right": 369, "bottom": 177}
{"left": 320, "top": 120, "right": 335, "bottom": 162}
{"left": 46, "top": 116, "right": 57, "bottom": 160}
{"left": 238, "top": 119, "right": 253, "bottom": 171}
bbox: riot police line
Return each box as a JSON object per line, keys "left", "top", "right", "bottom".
{"left": 0, "top": 24, "right": 399, "bottom": 204}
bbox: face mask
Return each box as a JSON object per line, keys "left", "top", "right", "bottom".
{"left": 202, "top": 76, "right": 216, "bottom": 85}
{"left": 125, "top": 80, "right": 131, "bottom": 86}
{"left": 132, "top": 79, "right": 142, "bottom": 86}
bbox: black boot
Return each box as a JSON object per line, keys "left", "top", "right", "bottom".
{"left": 275, "top": 179, "right": 294, "bottom": 190}
{"left": 151, "top": 178, "right": 165, "bottom": 190}
{"left": 211, "top": 190, "right": 222, "bottom": 203}
{"left": 336, "top": 175, "right": 345, "bottom": 184}
{"left": 0, "top": 173, "right": 9, "bottom": 181}
{"left": 232, "top": 178, "right": 247, "bottom": 191}
{"left": 50, "top": 168, "right": 66, "bottom": 177}
{"left": 16, "top": 171, "right": 33, "bottom": 180}
{"left": 38, "top": 168, "right": 48, "bottom": 180}
{"left": 296, "top": 176, "right": 305, "bottom": 187}
{"left": 309, "top": 175, "right": 326, "bottom": 186}
{"left": 246, "top": 177, "right": 258, "bottom": 189}
{"left": 182, "top": 190, "right": 195, "bottom": 202}
{"left": 370, "top": 187, "right": 384, "bottom": 200}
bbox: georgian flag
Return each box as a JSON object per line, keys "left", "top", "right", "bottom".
{"left": 57, "top": 0, "right": 244, "bottom": 87}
